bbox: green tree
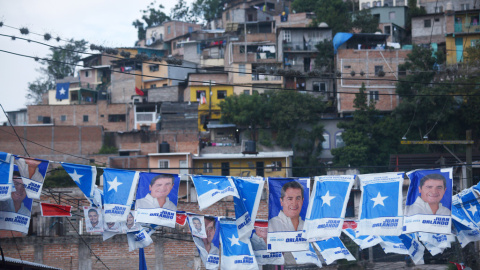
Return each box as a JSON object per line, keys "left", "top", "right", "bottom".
{"left": 133, "top": 1, "right": 171, "bottom": 40}
{"left": 291, "top": 0, "right": 318, "bottom": 13}
{"left": 171, "top": 0, "right": 194, "bottom": 22}
{"left": 292, "top": 124, "right": 325, "bottom": 176}
{"left": 352, "top": 9, "right": 380, "bottom": 33}
{"left": 315, "top": 40, "right": 335, "bottom": 73}
{"left": 25, "top": 39, "right": 87, "bottom": 104}
{"left": 191, "top": 0, "right": 224, "bottom": 24}
{"left": 313, "top": 0, "right": 352, "bottom": 34}
{"left": 332, "top": 83, "right": 400, "bottom": 173}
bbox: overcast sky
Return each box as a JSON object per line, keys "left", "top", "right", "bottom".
{"left": 0, "top": 0, "right": 190, "bottom": 123}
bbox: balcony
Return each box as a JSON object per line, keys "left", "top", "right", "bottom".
{"left": 283, "top": 42, "right": 316, "bottom": 52}
{"left": 455, "top": 23, "right": 480, "bottom": 33}
{"left": 251, "top": 74, "right": 281, "bottom": 81}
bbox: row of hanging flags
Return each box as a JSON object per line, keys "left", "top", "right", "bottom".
{"left": 1, "top": 151, "right": 479, "bottom": 268}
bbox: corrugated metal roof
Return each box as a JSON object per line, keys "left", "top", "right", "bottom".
{"left": 3, "top": 256, "right": 63, "bottom": 270}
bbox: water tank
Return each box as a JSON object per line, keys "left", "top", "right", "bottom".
{"left": 244, "top": 140, "right": 256, "bottom": 153}
{"left": 159, "top": 141, "right": 170, "bottom": 153}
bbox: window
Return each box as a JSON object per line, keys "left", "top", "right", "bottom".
{"left": 344, "top": 65, "right": 351, "bottom": 69}
{"left": 335, "top": 132, "right": 345, "bottom": 148}
{"left": 424, "top": 19, "right": 431, "bottom": 27}
{"left": 471, "top": 40, "right": 480, "bottom": 47}
{"left": 272, "top": 161, "right": 282, "bottom": 171}
{"left": 384, "top": 25, "right": 391, "bottom": 35}
{"left": 37, "top": 116, "right": 43, "bottom": 122}
{"left": 196, "top": 90, "right": 206, "bottom": 102}
{"left": 150, "top": 84, "right": 156, "bottom": 88}
{"left": 83, "top": 115, "right": 89, "bottom": 122}
{"left": 435, "top": 18, "right": 440, "bottom": 22}
{"left": 389, "top": 11, "right": 396, "bottom": 20}
{"left": 239, "top": 64, "right": 246, "bottom": 76}
{"left": 398, "top": 66, "right": 407, "bottom": 76}
{"left": 188, "top": 26, "right": 193, "bottom": 33}
{"left": 217, "top": 90, "right": 227, "bottom": 99}
{"left": 461, "top": 4, "right": 470, "bottom": 10}
{"left": 43, "top": 117, "right": 51, "bottom": 124}
{"left": 203, "top": 162, "right": 213, "bottom": 173}
{"left": 313, "top": 81, "right": 327, "bottom": 92}
{"left": 167, "top": 26, "right": 171, "bottom": 34}
{"left": 283, "top": 30, "right": 291, "bottom": 42}
{"left": 434, "top": 6, "right": 443, "bottom": 13}
{"left": 61, "top": 115, "right": 67, "bottom": 122}
{"left": 244, "top": 90, "right": 250, "bottom": 95}
{"left": 158, "top": 160, "right": 169, "bottom": 168}
{"left": 108, "top": 114, "right": 126, "bottom": 122}
{"left": 369, "top": 91, "right": 379, "bottom": 101}
{"left": 226, "top": 11, "right": 230, "bottom": 21}
{"left": 85, "top": 71, "right": 89, "bottom": 77}
{"left": 322, "top": 132, "right": 330, "bottom": 149}
{"left": 374, "top": 65, "right": 384, "bottom": 75}
{"left": 149, "top": 65, "right": 159, "bottom": 72}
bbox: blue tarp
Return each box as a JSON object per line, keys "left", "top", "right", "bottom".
{"left": 333, "top": 33, "right": 354, "bottom": 54}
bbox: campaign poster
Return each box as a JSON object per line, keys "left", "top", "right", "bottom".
{"left": 404, "top": 168, "right": 452, "bottom": 234}
{"left": 357, "top": 172, "right": 404, "bottom": 236}
{"left": 218, "top": 218, "right": 257, "bottom": 270}
{"left": 104, "top": 220, "right": 123, "bottom": 233}
{"left": 14, "top": 156, "right": 49, "bottom": 200}
{"left": 84, "top": 206, "right": 104, "bottom": 233}
{"left": 135, "top": 172, "right": 180, "bottom": 228}
{"left": 303, "top": 175, "right": 355, "bottom": 240}
{"left": 267, "top": 177, "right": 310, "bottom": 252}
{"left": 188, "top": 215, "right": 220, "bottom": 270}
{"left": 123, "top": 211, "right": 142, "bottom": 232}
{"left": 0, "top": 175, "right": 33, "bottom": 234}
{"left": 0, "top": 152, "right": 14, "bottom": 201}
{"left": 250, "top": 220, "right": 284, "bottom": 265}
{"left": 188, "top": 215, "right": 207, "bottom": 238}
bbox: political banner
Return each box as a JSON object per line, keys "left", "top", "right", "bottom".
{"left": 418, "top": 232, "right": 455, "bottom": 256}
{"left": 190, "top": 215, "right": 220, "bottom": 270}
{"left": 250, "top": 221, "right": 284, "bottom": 265}
{"left": 0, "top": 175, "right": 33, "bottom": 234}
{"left": 123, "top": 211, "right": 142, "bottom": 232}
{"left": 0, "top": 152, "right": 13, "bottom": 201}
{"left": 188, "top": 215, "right": 208, "bottom": 238}
{"left": 135, "top": 172, "right": 180, "bottom": 228}
{"left": 452, "top": 219, "right": 480, "bottom": 248}
{"left": 342, "top": 221, "right": 382, "bottom": 249}
{"left": 232, "top": 177, "right": 264, "bottom": 239}
{"left": 176, "top": 211, "right": 187, "bottom": 226}
{"left": 40, "top": 203, "right": 72, "bottom": 217}
{"left": 454, "top": 187, "right": 480, "bottom": 226}
{"left": 357, "top": 172, "right": 404, "bottom": 236}
{"left": 291, "top": 243, "right": 322, "bottom": 267}
{"left": 62, "top": 162, "right": 97, "bottom": 201}
{"left": 127, "top": 227, "right": 154, "bottom": 251}
{"left": 313, "top": 237, "right": 355, "bottom": 265}
{"left": 104, "top": 220, "right": 123, "bottom": 233}
{"left": 404, "top": 168, "right": 453, "bottom": 234}
{"left": 268, "top": 177, "right": 310, "bottom": 252}
{"left": 14, "top": 156, "right": 49, "bottom": 200}
{"left": 84, "top": 206, "right": 104, "bottom": 233}
{"left": 103, "top": 168, "right": 139, "bottom": 223}
{"left": 399, "top": 233, "right": 425, "bottom": 265}
{"left": 304, "top": 175, "right": 355, "bottom": 240}
{"left": 191, "top": 175, "right": 239, "bottom": 210}
{"left": 379, "top": 236, "right": 409, "bottom": 255}
{"left": 219, "top": 218, "right": 258, "bottom": 270}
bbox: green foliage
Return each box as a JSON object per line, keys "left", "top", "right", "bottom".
{"left": 44, "top": 168, "right": 77, "bottom": 188}
{"left": 191, "top": 0, "right": 224, "bottom": 24}
{"left": 352, "top": 9, "right": 380, "bottom": 33}
{"left": 315, "top": 40, "right": 335, "bottom": 73}
{"left": 26, "top": 77, "right": 55, "bottom": 105}
{"left": 171, "top": 0, "right": 194, "bottom": 22}
{"left": 97, "top": 145, "right": 118, "bottom": 154}
{"left": 313, "top": 0, "right": 353, "bottom": 34}
{"left": 133, "top": 1, "right": 170, "bottom": 40}
{"left": 291, "top": 0, "right": 318, "bottom": 13}
{"left": 292, "top": 124, "right": 325, "bottom": 177}
{"left": 259, "top": 129, "right": 273, "bottom": 147}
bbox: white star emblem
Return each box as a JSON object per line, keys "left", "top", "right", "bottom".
{"left": 59, "top": 87, "right": 66, "bottom": 95}
{"left": 228, "top": 234, "right": 241, "bottom": 246}
{"left": 321, "top": 191, "right": 336, "bottom": 206}
{"left": 371, "top": 192, "right": 388, "bottom": 207}
{"left": 69, "top": 169, "right": 83, "bottom": 184}
{"left": 467, "top": 204, "right": 477, "bottom": 214}
{"left": 206, "top": 180, "right": 214, "bottom": 185}
{"left": 107, "top": 177, "right": 123, "bottom": 192}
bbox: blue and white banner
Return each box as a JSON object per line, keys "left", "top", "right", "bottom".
{"left": 232, "top": 177, "right": 263, "bottom": 239}
{"left": 268, "top": 177, "right": 310, "bottom": 252}
{"left": 14, "top": 156, "right": 49, "bottom": 200}
{"left": 454, "top": 187, "right": 480, "bottom": 226}
{"left": 219, "top": 218, "right": 258, "bottom": 270}
{"left": 56, "top": 82, "right": 70, "bottom": 100}
{"left": 404, "top": 168, "right": 452, "bottom": 234}
{"left": 379, "top": 236, "right": 409, "bottom": 255}
{"left": 342, "top": 221, "right": 382, "bottom": 249}
{"left": 103, "top": 168, "right": 139, "bottom": 223}
{"left": 452, "top": 219, "right": 480, "bottom": 248}
{"left": 0, "top": 175, "right": 33, "bottom": 234}
{"left": 358, "top": 172, "right": 404, "bottom": 236}
{"left": 399, "top": 234, "right": 425, "bottom": 265}
{"left": 292, "top": 243, "right": 322, "bottom": 267}
{"left": 191, "top": 175, "right": 239, "bottom": 210}
{"left": 313, "top": 237, "right": 355, "bottom": 265}
{"left": 0, "top": 152, "right": 13, "bottom": 201}
{"left": 62, "top": 162, "right": 96, "bottom": 201}
{"left": 418, "top": 232, "right": 455, "bottom": 256}
{"left": 135, "top": 172, "right": 180, "bottom": 228}
{"left": 89, "top": 187, "right": 103, "bottom": 208}
{"left": 190, "top": 215, "right": 220, "bottom": 270}
{"left": 251, "top": 221, "right": 284, "bottom": 265}
{"left": 83, "top": 206, "right": 104, "bottom": 233}
{"left": 127, "top": 227, "right": 154, "bottom": 252}
{"left": 304, "top": 175, "right": 355, "bottom": 240}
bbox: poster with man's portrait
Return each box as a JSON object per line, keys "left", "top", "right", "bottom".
{"left": 14, "top": 156, "right": 49, "bottom": 200}
{"left": 0, "top": 175, "right": 33, "bottom": 234}
{"left": 404, "top": 168, "right": 453, "bottom": 234}
{"left": 188, "top": 215, "right": 207, "bottom": 238}
{"left": 135, "top": 172, "right": 180, "bottom": 227}
{"left": 84, "top": 206, "right": 104, "bottom": 233}
{"left": 188, "top": 214, "right": 220, "bottom": 269}
{"left": 250, "top": 220, "right": 284, "bottom": 265}
{"left": 267, "top": 177, "right": 310, "bottom": 252}
{"left": 123, "top": 211, "right": 142, "bottom": 232}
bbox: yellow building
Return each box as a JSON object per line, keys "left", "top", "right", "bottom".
{"left": 446, "top": 11, "right": 480, "bottom": 64}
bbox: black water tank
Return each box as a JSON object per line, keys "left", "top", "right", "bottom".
{"left": 159, "top": 141, "right": 170, "bottom": 153}
{"left": 244, "top": 140, "right": 256, "bottom": 153}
